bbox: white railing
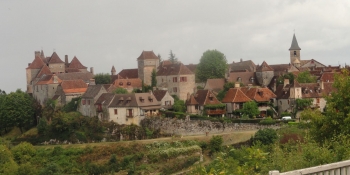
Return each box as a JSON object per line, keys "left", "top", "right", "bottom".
{"left": 269, "top": 160, "right": 350, "bottom": 175}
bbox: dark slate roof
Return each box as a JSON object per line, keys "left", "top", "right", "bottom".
{"left": 289, "top": 34, "right": 301, "bottom": 50}
{"left": 68, "top": 56, "right": 87, "bottom": 69}
{"left": 137, "top": 51, "right": 159, "bottom": 60}
{"left": 95, "top": 93, "right": 115, "bottom": 105}
{"left": 111, "top": 65, "right": 116, "bottom": 73}
{"left": 111, "top": 69, "right": 139, "bottom": 82}
{"left": 57, "top": 72, "right": 94, "bottom": 83}
{"left": 230, "top": 60, "right": 256, "bottom": 72}
{"left": 275, "top": 84, "right": 290, "bottom": 99}
{"left": 152, "top": 90, "right": 168, "bottom": 101}
{"left": 48, "top": 52, "right": 65, "bottom": 64}
{"left": 228, "top": 72, "right": 258, "bottom": 86}
{"left": 157, "top": 63, "right": 194, "bottom": 76}
{"left": 185, "top": 64, "right": 197, "bottom": 73}
{"left": 112, "top": 78, "right": 142, "bottom": 89}
{"left": 256, "top": 61, "right": 274, "bottom": 72}
{"left": 82, "top": 85, "right": 105, "bottom": 98}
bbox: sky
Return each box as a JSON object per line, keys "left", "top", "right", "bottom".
{"left": 1, "top": 0, "right": 350, "bottom": 93}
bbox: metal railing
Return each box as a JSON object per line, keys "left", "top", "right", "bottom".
{"left": 269, "top": 160, "right": 350, "bottom": 175}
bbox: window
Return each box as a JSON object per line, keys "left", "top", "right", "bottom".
{"left": 87, "top": 100, "right": 90, "bottom": 105}
{"left": 114, "top": 109, "right": 118, "bottom": 114}
{"left": 140, "top": 109, "right": 144, "bottom": 116}
{"left": 127, "top": 82, "right": 131, "bottom": 85}
{"left": 165, "top": 101, "right": 171, "bottom": 106}
{"left": 127, "top": 109, "right": 133, "bottom": 117}
{"left": 173, "top": 87, "right": 177, "bottom": 92}
{"left": 294, "top": 51, "right": 297, "bottom": 56}
{"left": 180, "top": 77, "right": 187, "bottom": 82}
{"left": 82, "top": 99, "right": 86, "bottom": 105}
{"left": 173, "top": 77, "right": 178, "bottom": 82}
{"left": 316, "top": 98, "right": 320, "bottom": 104}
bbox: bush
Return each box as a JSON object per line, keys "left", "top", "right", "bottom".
{"left": 281, "top": 112, "right": 292, "bottom": 117}
{"left": 252, "top": 128, "right": 278, "bottom": 145}
{"left": 11, "top": 142, "right": 36, "bottom": 164}
{"left": 259, "top": 117, "right": 276, "bottom": 125}
{"left": 209, "top": 135, "right": 223, "bottom": 154}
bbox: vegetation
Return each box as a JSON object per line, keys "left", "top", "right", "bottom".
{"left": 94, "top": 73, "right": 111, "bottom": 84}
{"left": 296, "top": 71, "right": 317, "bottom": 83}
{"left": 196, "top": 50, "right": 228, "bottom": 82}
{"left": 251, "top": 128, "right": 278, "bottom": 145}
{"left": 151, "top": 68, "right": 157, "bottom": 88}
{"left": 241, "top": 101, "right": 260, "bottom": 118}
{"left": 277, "top": 73, "right": 294, "bottom": 85}
{"left": 113, "top": 87, "right": 128, "bottom": 94}
{"left": 216, "top": 82, "right": 235, "bottom": 101}
{"left": 169, "top": 50, "right": 178, "bottom": 64}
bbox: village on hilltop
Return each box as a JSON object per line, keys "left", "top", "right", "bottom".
{"left": 26, "top": 34, "right": 343, "bottom": 125}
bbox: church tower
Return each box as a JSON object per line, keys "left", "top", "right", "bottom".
{"left": 289, "top": 34, "right": 301, "bottom": 68}
{"left": 137, "top": 51, "right": 160, "bottom": 85}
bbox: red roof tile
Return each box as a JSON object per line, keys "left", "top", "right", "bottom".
{"left": 60, "top": 79, "right": 88, "bottom": 93}
{"left": 222, "top": 88, "right": 252, "bottom": 103}
{"left": 137, "top": 51, "right": 159, "bottom": 60}
{"left": 256, "top": 61, "right": 274, "bottom": 72}
{"left": 68, "top": 56, "right": 87, "bottom": 69}
{"left": 241, "top": 87, "right": 277, "bottom": 102}
{"left": 48, "top": 52, "right": 64, "bottom": 64}
{"left": 27, "top": 56, "right": 45, "bottom": 69}
{"left": 112, "top": 78, "right": 142, "bottom": 89}
{"left": 36, "top": 65, "right": 52, "bottom": 78}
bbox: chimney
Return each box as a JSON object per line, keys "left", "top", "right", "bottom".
{"left": 235, "top": 82, "right": 240, "bottom": 88}
{"left": 90, "top": 67, "right": 94, "bottom": 75}
{"left": 65, "top": 55, "right": 68, "bottom": 65}
{"left": 53, "top": 74, "right": 58, "bottom": 83}
{"left": 35, "top": 51, "right": 40, "bottom": 57}
{"left": 89, "top": 79, "right": 96, "bottom": 85}
{"left": 240, "top": 58, "right": 243, "bottom": 62}
{"left": 284, "top": 79, "right": 289, "bottom": 87}
{"left": 28, "top": 63, "right": 31, "bottom": 66}
{"left": 319, "top": 80, "right": 324, "bottom": 90}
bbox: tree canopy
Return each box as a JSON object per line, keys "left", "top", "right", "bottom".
{"left": 168, "top": 50, "right": 178, "bottom": 64}
{"left": 277, "top": 73, "right": 295, "bottom": 85}
{"left": 296, "top": 71, "right": 317, "bottom": 83}
{"left": 94, "top": 73, "right": 111, "bottom": 84}
{"left": 196, "top": 50, "right": 228, "bottom": 82}
{"left": 151, "top": 69, "right": 157, "bottom": 88}
{"left": 113, "top": 87, "right": 128, "bottom": 94}
{"left": 241, "top": 101, "right": 260, "bottom": 118}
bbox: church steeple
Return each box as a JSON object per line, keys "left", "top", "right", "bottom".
{"left": 111, "top": 65, "right": 116, "bottom": 75}
{"left": 289, "top": 34, "right": 301, "bottom": 68}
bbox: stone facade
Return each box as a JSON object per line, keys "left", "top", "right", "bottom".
{"left": 157, "top": 74, "right": 195, "bottom": 100}
{"left": 108, "top": 107, "right": 146, "bottom": 125}
{"left": 137, "top": 51, "right": 160, "bottom": 85}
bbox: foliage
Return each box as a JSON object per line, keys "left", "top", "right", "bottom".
{"left": 37, "top": 117, "right": 48, "bottom": 135}
{"left": 196, "top": 50, "right": 228, "bottom": 82}
{"left": 277, "top": 73, "right": 295, "bottom": 85}
{"left": 62, "top": 97, "right": 81, "bottom": 112}
{"left": 173, "top": 99, "right": 186, "bottom": 112}
{"left": 217, "top": 82, "right": 236, "bottom": 101}
{"left": 296, "top": 71, "right": 317, "bottom": 83}
{"left": 151, "top": 69, "right": 157, "bottom": 88}
{"left": 281, "top": 112, "right": 292, "bottom": 117}
{"left": 0, "top": 145, "right": 18, "bottom": 175}
{"left": 169, "top": 50, "right": 178, "bottom": 64}
{"left": 11, "top": 142, "right": 36, "bottom": 164}
{"left": 0, "top": 89, "right": 35, "bottom": 133}
{"left": 259, "top": 117, "right": 276, "bottom": 125}
{"left": 251, "top": 128, "right": 278, "bottom": 145}
{"left": 113, "top": 87, "right": 128, "bottom": 94}
{"left": 296, "top": 98, "right": 313, "bottom": 110}
{"left": 209, "top": 135, "right": 223, "bottom": 154}
{"left": 241, "top": 101, "right": 260, "bottom": 118}
{"left": 94, "top": 73, "right": 111, "bottom": 84}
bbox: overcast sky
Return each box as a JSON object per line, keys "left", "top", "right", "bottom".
{"left": 1, "top": 1, "right": 349, "bottom": 93}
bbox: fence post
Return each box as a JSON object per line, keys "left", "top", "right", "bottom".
{"left": 269, "top": 170, "right": 280, "bottom": 175}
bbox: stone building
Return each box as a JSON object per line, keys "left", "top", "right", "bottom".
{"left": 186, "top": 90, "right": 225, "bottom": 116}
{"left": 137, "top": 51, "right": 160, "bottom": 85}
{"left": 79, "top": 84, "right": 107, "bottom": 117}
{"left": 152, "top": 90, "right": 174, "bottom": 109}
{"left": 255, "top": 61, "right": 274, "bottom": 87}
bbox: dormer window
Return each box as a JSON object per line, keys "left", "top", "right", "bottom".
{"left": 127, "top": 82, "right": 131, "bottom": 85}
{"left": 126, "top": 97, "right": 131, "bottom": 103}
{"left": 119, "top": 82, "right": 123, "bottom": 85}
{"left": 148, "top": 96, "right": 153, "bottom": 102}
{"left": 237, "top": 77, "right": 242, "bottom": 82}
{"left": 139, "top": 97, "right": 144, "bottom": 102}
{"left": 250, "top": 77, "right": 255, "bottom": 83}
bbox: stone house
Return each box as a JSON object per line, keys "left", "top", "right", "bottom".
{"left": 240, "top": 87, "right": 277, "bottom": 117}
{"left": 186, "top": 90, "right": 225, "bottom": 117}
{"left": 152, "top": 90, "right": 174, "bottom": 109}
{"left": 111, "top": 78, "right": 142, "bottom": 93}
{"left": 137, "top": 51, "right": 160, "bottom": 86}
{"left": 55, "top": 79, "right": 88, "bottom": 105}
{"left": 255, "top": 61, "right": 274, "bottom": 87}
{"left": 96, "top": 92, "right": 161, "bottom": 125}
{"left": 221, "top": 86, "right": 252, "bottom": 117}
{"left": 79, "top": 84, "right": 107, "bottom": 117}
{"left": 33, "top": 74, "right": 62, "bottom": 105}
{"left": 156, "top": 62, "right": 195, "bottom": 101}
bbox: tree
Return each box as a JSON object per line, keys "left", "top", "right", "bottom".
{"left": 113, "top": 87, "right": 128, "bottom": 94}
{"left": 241, "top": 101, "right": 260, "bottom": 118}
{"left": 296, "top": 71, "right": 317, "bottom": 83}
{"left": 0, "top": 89, "right": 35, "bottom": 133}
{"left": 0, "top": 90, "right": 7, "bottom": 134}
{"left": 209, "top": 135, "right": 223, "bottom": 154}
{"left": 94, "top": 73, "right": 111, "bottom": 84}
{"left": 173, "top": 100, "right": 186, "bottom": 112}
{"left": 251, "top": 128, "right": 278, "bottom": 145}
{"left": 196, "top": 50, "right": 228, "bottom": 82}
{"left": 217, "top": 82, "right": 235, "bottom": 101}
{"left": 169, "top": 50, "right": 178, "bottom": 64}
{"left": 277, "top": 73, "right": 295, "bottom": 85}
{"left": 151, "top": 69, "right": 157, "bottom": 88}
{"left": 62, "top": 97, "right": 81, "bottom": 113}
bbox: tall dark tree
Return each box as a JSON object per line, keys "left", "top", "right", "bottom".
{"left": 169, "top": 50, "right": 178, "bottom": 64}
{"left": 151, "top": 69, "right": 157, "bottom": 88}
{"left": 0, "top": 89, "right": 35, "bottom": 133}
{"left": 196, "top": 50, "right": 228, "bottom": 82}
{"left": 94, "top": 73, "right": 111, "bottom": 84}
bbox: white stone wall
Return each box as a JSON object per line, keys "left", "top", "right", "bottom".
{"left": 108, "top": 107, "right": 145, "bottom": 125}
{"left": 156, "top": 74, "right": 195, "bottom": 101}
{"left": 160, "top": 92, "right": 174, "bottom": 108}
{"left": 49, "top": 63, "right": 65, "bottom": 73}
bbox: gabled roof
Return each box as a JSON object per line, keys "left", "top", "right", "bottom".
{"left": 185, "top": 64, "right": 197, "bottom": 73}
{"left": 36, "top": 74, "right": 62, "bottom": 85}
{"left": 82, "top": 85, "right": 106, "bottom": 98}
{"left": 111, "top": 69, "right": 139, "bottom": 82}
{"left": 256, "top": 61, "right": 274, "bottom": 72}
{"left": 241, "top": 87, "right": 277, "bottom": 102}
{"left": 152, "top": 90, "right": 168, "bottom": 101}
{"left": 300, "top": 59, "right": 326, "bottom": 68}
{"left": 157, "top": 63, "right": 194, "bottom": 76}
{"left": 228, "top": 72, "right": 257, "bottom": 86}
{"left": 68, "top": 56, "right": 87, "bottom": 69}
{"left": 60, "top": 79, "right": 88, "bottom": 94}
{"left": 57, "top": 72, "right": 94, "bottom": 83}
{"left": 319, "top": 72, "right": 337, "bottom": 82}
{"left": 48, "top": 52, "right": 64, "bottom": 64}
{"left": 27, "top": 56, "right": 45, "bottom": 69}
{"left": 186, "top": 95, "right": 199, "bottom": 105}
{"left": 222, "top": 88, "right": 252, "bottom": 103}
{"left": 193, "top": 90, "right": 221, "bottom": 106}
{"left": 204, "top": 78, "right": 225, "bottom": 92}
{"left": 65, "top": 68, "right": 81, "bottom": 73}
{"left": 36, "top": 65, "right": 52, "bottom": 78}
{"left": 289, "top": 34, "right": 301, "bottom": 50}
{"left": 95, "top": 93, "right": 115, "bottom": 105}
{"left": 137, "top": 51, "right": 159, "bottom": 60}
{"left": 230, "top": 59, "right": 256, "bottom": 72}
{"left": 108, "top": 93, "right": 161, "bottom": 108}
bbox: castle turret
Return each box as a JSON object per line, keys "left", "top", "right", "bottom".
{"left": 137, "top": 51, "right": 160, "bottom": 85}
{"left": 111, "top": 65, "right": 116, "bottom": 75}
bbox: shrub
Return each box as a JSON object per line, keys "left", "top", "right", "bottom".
{"left": 11, "top": 142, "right": 36, "bottom": 164}
{"left": 251, "top": 128, "right": 278, "bottom": 145}
{"left": 209, "top": 135, "right": 223, "bottom": 154}
{"left": 259, "top": 117, "right": 276, "bottom": 125}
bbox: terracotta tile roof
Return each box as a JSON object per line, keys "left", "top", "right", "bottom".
{"left": 319, "top": 72, "right": 337, "bottom": 82}
{"left": 222, "top": 88, "right": 252, "bottom": 103}
{"left": 300, "top": 59, "right": 326, "bottom": 67}
{"left": 137, "top": 51, "right": 160, "bottom": 60}
{"left": 82, "top": 85, "right": 106, "bottom": 98}
{"left": 275, "top": 84, "right": 291, "bottom": 99}
{"left": 36, "top": 65, "right": 52, "bottom": 78}
{"left": 230, "top": 60, "right": 256, "bottom": 72}
{"left": 157, "top": 63, "right": 194, "bottom": 76}
{"left": 57, "top": 72, "right": 94, "bottom": 83}
{"left": 111, "top": 69, "right": 139, "bottom": 82}
{"left": 228, "top": 72, "right": 257, "bottom": 86}
{"left": 95, "top": 93, "right": 115, "bottom": 105}
{"left": 68, "top": 56, "right": 87, "bottom": 69}
{"left": 256, "top": 61, "right": 274, "bottom": 72}
{"left": 300, "top": 83, "right": 323, "bottom": 98}
{"left": 241, "top": 87, "right": 277, "bottom": 102}
{"left": 185, "top": 64, "right": 197, "bottom": 73}
{"left": 27, "top": 56, "right": 45, "bottom": 69}
{"left": 152, "top": 90, "right": 167, "bottom": 101}
{"left": 186, "top": 95, "right": 199, "bottom": 105}
{"left": 204, "top": 78, "right": 225, "bottom": 93}
{"left": 65, "top": 68, "right": 81, "bottom": 73}
{"left": 112, "top": 78, "right": 142, "bottom": 89}
{"left": 36, "top": 74, "right": 62, "bottom": 85}
{"left": 60, "top": 79, "right": 88, "bottom": 94}
{"left": 48, "top": 52, "right": 64, "bottom": 64}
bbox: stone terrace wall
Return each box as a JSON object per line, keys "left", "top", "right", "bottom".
{"left": 141, "top": 117, "right": 280, "bottom": 136}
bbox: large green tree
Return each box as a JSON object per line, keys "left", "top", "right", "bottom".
{"left": 296, "top": 71, "right": 317, "bottom": 83}
{"left": 151, "top": 69, "right": 157, "bottom": 88}
{"left": 196, "top": 50, "right": 228, "bottom": 82}
{"left": 0, "top": 89, "right": 35, "bottom": 133}
{"left": 241, "top": 101, "right": 260, "bottom": 118}
{"left": 94, "top": 73, "right": 111, "bottom": 84}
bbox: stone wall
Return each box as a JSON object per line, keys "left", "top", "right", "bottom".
{"left": 141, "top": 117, "right": 280, "bottom": 136}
